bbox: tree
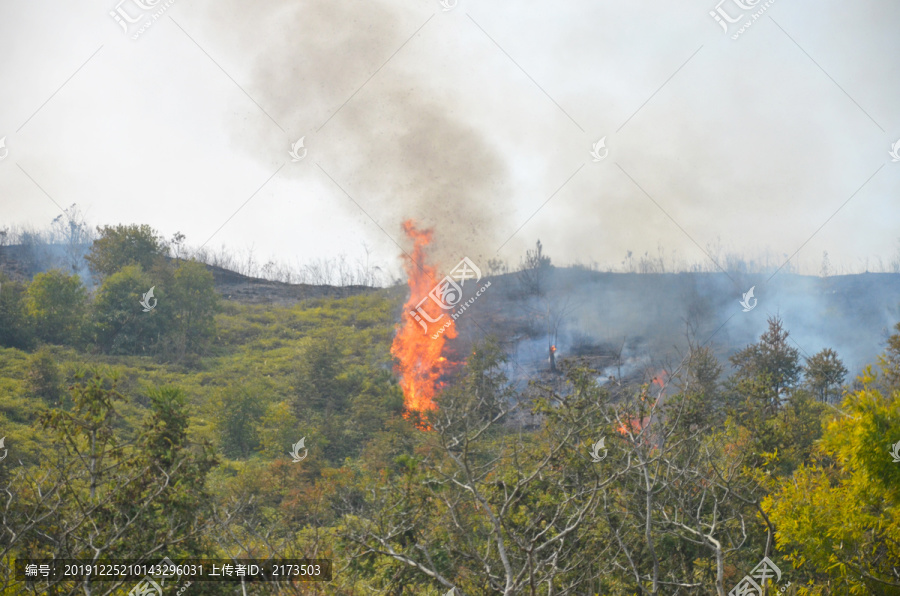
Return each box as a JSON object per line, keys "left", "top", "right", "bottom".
{"left": 487, "top": 257, "right": 508, "bottom": 276}
{"left": 257, "top": 401, "right": 301, "bottom": 459}
{"left": 0, "top": 275, "right": 33, "bottom": 349}
{"left": 293, "top": 336, "right": 346, "bottom": 416}
{"left": 161, "top": 260, "right": 220, "bottom": 361}
{"left": 126, "top": 385, "right": 219, "bottom": 556}
{"left": 518, "top": 239, "right": 552, "bottom": 297}
{"left": 26, "top": 347, "right": 66, "bottom": 405}
{"left": 879, "top": 321, "right": 900, "bottom": 392}
{"left": 86, "top": 224, "right": 168, "bottom": 278}
{"left": 49, "top": 203, "right": 93, "bottom": 276}
{"left": 210, "top": 383, "right": 267, "bottom": 458}
{"left": 25, "top": 268, "right": 87, "bottom": 345}
{"left": 675, "top": 344, "right": 724, "bottom": 431}
{"left": 170, "top": 231, "right": 186, "bottom": 262}
{"left": 338, "top": 344, "right": 617, "bottom": 595}
{"left": 819, "top": 250, "right": 830, "bottom": 278}
{"left": 656, "top": 424, "right": 762, "bottom": 596}
{"left": 804, "top": 348, "right": 847, "bottom": 403}
{"left": 729, "top": 316, "right": 801, "bottom": 413}
{"left": 0, "top": 372, "right": 221, "bottom": 594}
{"left": 92, "top": 265, "right": 165, "bottom": 354}
{"left": 764, "top": 367, "right": 900, "bottom": 594}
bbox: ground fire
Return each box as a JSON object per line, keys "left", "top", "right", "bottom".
{"left": 391, "top": 220, "right": 457, "bottom": 418}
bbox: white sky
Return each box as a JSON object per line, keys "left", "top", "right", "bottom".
{"left": 1, "top": 0, "right": 898, "bottom": 278}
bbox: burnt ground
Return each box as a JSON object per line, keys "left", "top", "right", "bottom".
{"left": 0, "top": 245, "right": 378, "bottom": 306}
{"left": 205, "top": 262, "right": 377, "bottom": 305}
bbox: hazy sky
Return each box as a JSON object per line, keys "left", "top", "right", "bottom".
{"left": 1, "top": 0, "right": 898, "bottom": 278}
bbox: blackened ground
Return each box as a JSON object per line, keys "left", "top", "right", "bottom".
{"left": 204, "top": 261, "right": 376, "bottom": 305}
{"left": 0, "top": 245, "right": 377, "bottom": 306}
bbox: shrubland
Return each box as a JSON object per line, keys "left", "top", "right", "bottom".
{"left": 0, "top": 225, "right": 898, "bottom": 595}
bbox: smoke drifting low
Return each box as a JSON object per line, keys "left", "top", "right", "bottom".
{"left": 198, "top": 0, "right": 510, "bottom": 269}
{"left": 473, "top": 268, "right": 900, "bottom": 381}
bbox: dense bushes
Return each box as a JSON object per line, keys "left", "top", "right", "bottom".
{"left": 0, "top": 276, "right": 32, "bottom": 350}
{"left": 24, "top": 270, "right": 88, "bottom": 346}
{"left": 0, "top": 225, "right": 219, "bottom": 360}
{"left": 85, "top": 223, "right": 168, "bottom": 277}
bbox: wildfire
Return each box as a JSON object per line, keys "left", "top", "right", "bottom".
{"left": 617, "top": 369, "right": 667, "bottom": 435}
{"left": 617, "top": 417, "right": 650, "bottom": 436}
{"left": 651, "top": 369, "right": 667, "bottom": 389}
{"left": 391, "top": 220, "right": 457, "bottom": 417}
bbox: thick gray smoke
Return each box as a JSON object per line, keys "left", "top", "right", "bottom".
{"left": 196, "top": 0, "right": 509, "bottom": 269}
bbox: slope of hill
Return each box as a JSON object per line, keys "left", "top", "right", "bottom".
{"left": 454, "top": 268, "right": 900, "bottom": 376}
{"left": 2, "top": 250, "right": 899, "bottom": 594}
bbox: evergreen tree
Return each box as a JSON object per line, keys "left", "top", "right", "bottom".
{"left": 293, "top": 336, "right": 346, "bottom": 416}
{"left": 518, "top": 239, "right": 552, "bottom": 296}
{"left": 729, "top": 316, "right": 801, "bottom": 413}
{"left": 804, "top": 348, "right": 848, "bottom": 403}
{"left": 879, "top": 321, "right": 900, "bottom": 392}
{"left": 210, "top": 383, "right": 266, "bottom": 458}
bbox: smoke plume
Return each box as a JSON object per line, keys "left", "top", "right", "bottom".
{"left": 196, "top": 0, "right": 509, "bottom": 269}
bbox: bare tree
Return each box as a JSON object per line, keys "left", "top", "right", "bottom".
{"left": 517, "top": 240, "right": 551, "bottom": 297}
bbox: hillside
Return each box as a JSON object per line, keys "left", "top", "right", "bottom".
{"left": 458, "top": 268, "right": 900, "bottom": 376}
{"left": 1, "top": 241, "right": 899, "bottom": 594}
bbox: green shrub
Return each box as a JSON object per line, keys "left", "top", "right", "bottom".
{"left": 25, "top": 269, "right": 87, "bottom": 346}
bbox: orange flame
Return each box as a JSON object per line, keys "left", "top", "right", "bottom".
{"left": 617, "top": 415, "right": 651, "bottom": 435}
{"left": 391, "top": 220, "right": 457, "bottom": 417}
{"left": 651, "top": 369, "right": 667, "bottom": 388}
{"left": 618, "top": 369, "right": 667, "bottom": 434}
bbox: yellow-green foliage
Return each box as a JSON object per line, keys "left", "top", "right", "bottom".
{"left": 0, "top": 290, "right": 400, "bottom": 467}
{"left": 764, "top": 368, "right": 900, "bottom": 595}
